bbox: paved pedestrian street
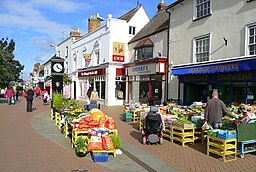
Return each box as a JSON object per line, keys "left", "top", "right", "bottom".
{"left": 0, "top": 97, "right": 256, "bottom": 172}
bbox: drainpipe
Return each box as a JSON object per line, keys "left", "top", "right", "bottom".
{"left": 165, "top": 8, "right": 171, "bottom": 102}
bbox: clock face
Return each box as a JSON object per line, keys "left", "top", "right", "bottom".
{"left": 53, "top": 63, "right": 63, "bottom": 72}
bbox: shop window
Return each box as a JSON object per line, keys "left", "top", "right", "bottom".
{"left": 248, "top": 24, "right": 256, "bottom": 55}
{"left": 135, "top": 46, "right": 153, "bottom": 60}
{"left": 194, "top": 34, "right": 210, "bottom": 62}
{"left": 247, "top": 82, "right": 256, "bottom": 105}
{"left": 193, "top": 0, "right": 211, "bottom": 20}
{"left": 129, "top": 26, "right": 136, "bottom": 35}
{"left": 95, "top": 77, "right": 105, "bottom": 99}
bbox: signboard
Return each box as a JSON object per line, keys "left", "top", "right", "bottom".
{"left": 84, "top": 53, "right": 91, "bottom": 62}
{"left": 78, "top": 68, "right": 104, "bottom": 77}
{"left": 127, "top": 63, "right": 157, "bottom": 76}
{"left": 112, "top": 42, "right": 125, "bottom": 62}
{"left": 172, "top": 58, "right": 256, "bottom": 75}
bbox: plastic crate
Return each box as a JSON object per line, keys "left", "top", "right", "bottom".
{"left": 207, "top": 130, "right": 217, "bottom": 137}
{"left": 92, "top": 152, "right": 108, "bottom": 162}
{"left": 216, "top": 130, "right": 237, "bottom": 140}
{"left": 122, "top": 112, "right": 132, "bottom": 122}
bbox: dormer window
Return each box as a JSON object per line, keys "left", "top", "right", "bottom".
{"left": 134, "top": 38, "right": 154, "bottom": 60}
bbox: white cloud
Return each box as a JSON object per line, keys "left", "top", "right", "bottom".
{"left": 35, "top": 54, "right": 53, "bottom": 64}
{"left": 30, "top": 0, "right": 92, "bottom": 13}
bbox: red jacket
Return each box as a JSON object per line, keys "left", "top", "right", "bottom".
{"left": 4, "top": 88, "right": 14, "bottom": 98}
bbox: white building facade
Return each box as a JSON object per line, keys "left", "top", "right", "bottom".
{"left": 166, "top": 0, "right": 256, "bottom": 105}
{"left": 72, "top": 5, "right": 150, "bottom": 106}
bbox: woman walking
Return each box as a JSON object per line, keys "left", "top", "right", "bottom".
{"left": 4, "top": 86, "right": 14, "bottom": 105}
{"left": 26, "top": 86, "right": 34, "bottom": 112}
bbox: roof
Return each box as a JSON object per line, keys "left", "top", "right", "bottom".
{"left": 134, "top": 38, "right": 154, "bottom": 49}
{"left": 166, "top": 0, "right": 186, "bottom": 9}
{"left": 118, "top": 4, "right": 142, "bottom": 22}
{"left": 128, "top": 7, "right": 169, "bottom": 44}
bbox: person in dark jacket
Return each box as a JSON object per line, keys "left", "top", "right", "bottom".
{"left": 205, "top": 91, "right": 227, "bottom": 129}
{"left": 26, "top": 85, "right": 34, "bottom": 112}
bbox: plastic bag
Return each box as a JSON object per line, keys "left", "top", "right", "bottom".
{"left": 105, "top": 117, "right": 116, "bottom": 130}
{"left": 23, "top": 92, "right": 28, "bottom": 98}
{"left": 87, "top": 136, "right": 103, "bottom": 151}
{"left": 202, "top": 122, "right": 212, "bottom": 130}
{"left": 102, "top": 135, "right": 115, "bottom": 150}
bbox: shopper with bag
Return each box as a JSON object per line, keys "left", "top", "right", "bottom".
{"left": 204, "top": 91, "right": 227, "bottom": 129}
{"left": 4, "top": 86, "right": 14, "bottom": 105}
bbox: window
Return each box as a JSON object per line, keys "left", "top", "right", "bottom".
{"left": 194, "top": 35, "right": 210, "bottom": 62}
{"left": 65, "top": 46, "right": 68, "bottom": 58}
{"left": 129, "top": 26, "right": 136, "bottom": 35}
{"left": 248, "top": 24, "right": 256, "bottom": 55}
{"left": 135, "top": 46, "right": 153, "bottom": 60}
{"left": 194, "top": 0, "right": 211, "bottom": 19}
{"left": 95, "top": 50, "right": 100, "bottom": 65}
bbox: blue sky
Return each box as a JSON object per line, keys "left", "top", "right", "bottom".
{"left": 0, "top": 0, "right": 174, "bottom": 81}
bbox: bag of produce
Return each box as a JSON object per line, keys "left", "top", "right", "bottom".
{"left": 105, "top": 117, "right": 116, "bottom": 130}
{"left": 102, "top": 135, "right": 115, "bottom": 150}
{"left": 87, "top": 136, "right": 103, "bottom": 151}
{"left": 202, "top": 122, "right": 212, "bottom": 130}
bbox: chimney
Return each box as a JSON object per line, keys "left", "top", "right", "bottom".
{"left": 157, "top": 0, "right": 167, "bottom": 12}
{"left": 70, "top": 28, "right": 80, "bottom": 38}
{"left": 88, "top": 13, "right": 104, "bottom": 33}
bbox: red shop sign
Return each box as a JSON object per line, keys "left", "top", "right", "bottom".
{"left": 78, "top": 68, "right": 104, "bottom": 77}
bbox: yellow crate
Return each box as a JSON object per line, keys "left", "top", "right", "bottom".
{"left": 207, "top": 136, "right": 237, "bottom": 162}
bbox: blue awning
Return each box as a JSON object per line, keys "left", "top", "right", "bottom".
{"left": 172, "top": 56, "right": 256, "bottom": 75}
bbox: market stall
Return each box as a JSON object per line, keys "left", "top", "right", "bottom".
{"left": 51, "top": 92, "right": 122, "bottom": 162}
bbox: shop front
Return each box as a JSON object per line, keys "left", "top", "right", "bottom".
{"left": 77, "top": 65, "right": 126, "bottom": 106}
{"left": 124, "top": 57, "right": 167, "bottom": 105}
{"left": 172, "top": 56, "right": 256, "bottom": 106}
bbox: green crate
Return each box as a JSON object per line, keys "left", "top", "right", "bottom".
{"left": 237, "top": 123, "right": 256, "bottom": 142}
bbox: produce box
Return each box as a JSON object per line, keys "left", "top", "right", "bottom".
{"left": 237, "top": 123, "right": 256, "bottom": 142}
{"left": 216, "top": 129, "right": 237, "bottom": 140}
{"left": 173, "top": 122, "right": 194, "bottom": 129}
{"left": 92, "top": 152, "right": 108, "bottom": 162}
{"left": 207, "top": 130, "right": 217, "bottom": 137}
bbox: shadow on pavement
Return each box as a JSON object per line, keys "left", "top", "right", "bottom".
{"left": 130, "top": 130, "right": 142, "bottom": 144}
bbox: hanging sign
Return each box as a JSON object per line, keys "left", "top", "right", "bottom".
{"left": 112, "top": 42, "right": 125, "bottom": 62}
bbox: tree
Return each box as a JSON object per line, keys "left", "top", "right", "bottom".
{"left": 63, "top": 73, "right": 72, "bottom": 86}
{"left": 0, "top": 37, "right": 24, "bottom": 88}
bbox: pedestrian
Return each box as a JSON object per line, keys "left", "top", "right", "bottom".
{"left": 204, "top": 91, "right": 227, "bottom": 129}
{"left": 34, "top": 86, "right": 41, "bottom": 99}
{"left": 41, "top": 88, "right": 49, "bottom": 105}
{"left": 90, "top": 88, "right": 99, "bottom": 101}
{"left": 4, "top": 86, "right": 15, "bottom": 105}
{"left": 86, "top": 85, "right": 92, "bottom": 100}
{"left": 26, "top": 85, "right": 34, "bottom": 112}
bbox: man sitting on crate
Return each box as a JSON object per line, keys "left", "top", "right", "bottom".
{"left": 205, "top": 91, "right": 227, "bottom": 129}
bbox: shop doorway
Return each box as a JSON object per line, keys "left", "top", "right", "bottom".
{"left": 185, "top": 83, "right": 207, "bottom": 105}
{"left": 151, "top": 81, "right": 162, "bottom": 105}
{"left": 139, "top": 81, "right": 149, "bottom": 103}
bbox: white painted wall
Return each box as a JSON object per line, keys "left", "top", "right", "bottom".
{"left": 70, "top": 5, "right": 149, "bottom": 106}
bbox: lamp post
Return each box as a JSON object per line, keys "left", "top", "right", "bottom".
{"left": 50, "top": 44, "right": 58, "bottom": 57}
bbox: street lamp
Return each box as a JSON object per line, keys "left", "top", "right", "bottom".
{"left": 50, "top": 44, "right": 58, "bottom": 56}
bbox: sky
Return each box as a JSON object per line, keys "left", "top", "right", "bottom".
{"left": 0, "top": 0, "right": 175, "bottom": 81}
